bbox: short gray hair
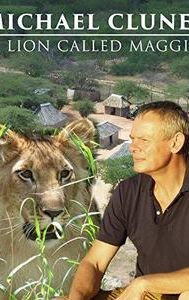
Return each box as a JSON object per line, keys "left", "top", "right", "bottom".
{"left": 137, "top": 101, "right": 189, "bottom": 154}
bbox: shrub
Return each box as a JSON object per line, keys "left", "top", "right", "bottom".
{"left": 0, "top": 106, "right": 40, "bottom": 135}
{"left": 98, "top": 155, "right": 135, "bottom": 185}
{"left": 170, "top": 56, "right": 189, "bottom": 79}
{"left": 111, "top": 52, "right": 162, "bottom": 76}
{"left": 55, "top": 97, "right": 68, "bottom": 110}
{"left": 0, "top": 74, "right": 32, "bottom": 97}
{"left": 73, "top": 100, "right": 96, "bottom": 117}
{"left": 0, "top": 73, "right": 67, "bottom": 112}
{"left": 114, "top": 80, "right": 149, "bottom": 101}
{"left": 7, "top": 52, "right": 56, "bottom": 77}
{"left": 0, "top": 96, "right": 24, "bottom": 108}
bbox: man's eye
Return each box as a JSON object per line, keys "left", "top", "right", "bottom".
{"left": 17, "top": 170, "right": 34, "bottom": 182}
{"left": 60, "top": 169, "right": 73, "bottom": 182}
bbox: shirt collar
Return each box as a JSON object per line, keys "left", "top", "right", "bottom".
{"left": 146, "top": 156, "right": 189, "bottom": 195}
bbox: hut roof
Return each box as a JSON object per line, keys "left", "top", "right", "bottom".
{"left": 97, "top": 121, "right": 121, "bottom": 139}
{"left": 109, "top": 141, "right": 131, "bottom": 159}
{"left": 103, "top": 94, "right": 131, "bottom": 108}
{"left": 35, "top": 102, "right": 68, "bottom": 127}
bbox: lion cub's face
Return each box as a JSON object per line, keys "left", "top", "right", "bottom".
{"left": 0, "top": 119, "right": 95, "bottom": 242}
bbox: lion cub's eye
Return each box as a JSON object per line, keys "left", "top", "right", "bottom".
{"left": 17, "top": 170, "right": 34, "bottom": 182}
{"left": 60, "top": 169, "right": 73, "bottom": 183}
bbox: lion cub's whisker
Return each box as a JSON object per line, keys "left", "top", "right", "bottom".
{"left": 11, "top": 227, "right": 26, "bottom": 243}
{"left": 0, "top": 223, "right": 22, "bottom": 232}
{"left": 2, "top": 224, "right": 22, "bottom": 237}
{"left": 0, "top": 216, "right": 21, "bottom": 221}
{"left": 26, "top": 225, "right": 35, "bottom": 239}
{"left": 24, "top": 224, "right": 34, "bottom": 236}
{"left": 18, "top": 233, "right": 26, "bottom": 243}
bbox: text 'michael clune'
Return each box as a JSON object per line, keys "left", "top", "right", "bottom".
{"left": 2, "top": 13, "right": 189, "bottom": 53}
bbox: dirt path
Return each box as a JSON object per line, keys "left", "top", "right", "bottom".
{"left": 0, "top": 66, "right": 23, "bottom": 74}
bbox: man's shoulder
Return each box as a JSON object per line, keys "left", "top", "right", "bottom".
{"left": 119, "top": 173, "right": 152, "bottom": 189}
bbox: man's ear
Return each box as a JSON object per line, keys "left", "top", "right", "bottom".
{"left": 0, "top": 125, "right": 20, "bottom": 163}
{"left": 56, "top": 118, "right": 95, "bottom": 148}
{"left": 170, "top": 132, "right": 185, "bottom": 154}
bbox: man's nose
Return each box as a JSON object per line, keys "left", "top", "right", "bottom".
{"left": 129, "top": 141, "right": 140, "bottom": 153}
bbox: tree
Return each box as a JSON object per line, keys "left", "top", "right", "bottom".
{"left": 114, "top": 80, "right": 149, "bottom": 102}
{"left": 73, "top": 100, "right": 95, "bottom": 117}
{"left": 61, "top": 61, "right": 100, "bottom": 90}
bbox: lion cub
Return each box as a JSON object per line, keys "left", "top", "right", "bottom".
{"left": 0, "top": 119, "right": 100, "bottom": 299}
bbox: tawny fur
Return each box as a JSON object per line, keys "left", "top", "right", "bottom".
{"left": 0, "top": 119, "right": 101, "bottom": 299}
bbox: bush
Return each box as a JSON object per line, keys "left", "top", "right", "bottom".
{"left": 0, "top": 106, "right": 41, "bottom": 135}
{"left": 7, "top": 52, "right": 56, "bottom": 77}
{"left": 22, "top": 97, "right": 48, "bottom": 111}
{"left": 73, "top": 100, "right": 96, "bottom": 117}
{"left": 114, "top": 80, "right": 149, "bottom": 101}
{"left": 166, "top": 81, "right": 189, "bottom": 99}
{"left": 55, "top": 97, "right": 68, "bottom": 110}
{"left": 98, "top": 155, "right": 135, "bottom": 185}
{"left": 170, "top": 56, "right": 189, "bottom": 79}
{"left": 0, "top": 74, "right": 32, "bottom": 97}
{"left": 0, "top": 96, "right": 24, "bottom": 108}
{"left": 111, "top": 52, "right": 162, "bottom": 76}
{"left": 0, "top": 73, "right": 67, "bottom": 111}
{"left": 111, "top": 61, "right": 139, "bottom": 76}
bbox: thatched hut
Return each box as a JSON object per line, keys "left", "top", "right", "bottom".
{"left": 35, "top": 103, "right": 68, "bottom": 127}
{"left": 103, "top": 94, "right": 131, "bottom": 117}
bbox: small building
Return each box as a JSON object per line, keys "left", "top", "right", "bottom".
{"left": 103, "top": 94, "right": 131, "bottom": 117}
{"left": 67, "top": 89, "right": 75, "bottom": 101}
{"left": 109, "top": 141, "right": 131, "bottom": 159}
{"left": 35, "top": 102, "right": 68, "bottom": 127}
{"left": 67, "top": 88, "right": 101, "bottom": 102}
{"left": 97, "top": 121, "right": 121, "bottom": 148}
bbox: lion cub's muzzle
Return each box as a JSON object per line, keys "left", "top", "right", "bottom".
{"left": 42, "top": 209, "right": 64, "bottom": 220}
{"left": 23, "top": 222, "right": 63, "bottom": 241}
{"left": 23, "top": 207, "right": 69, "bottom": 241}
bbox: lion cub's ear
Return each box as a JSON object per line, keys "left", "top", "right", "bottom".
{"left": 56, "top": 118, "right": 95, "bottom": 147}
{"left": 0, "top": 125, "right": 20, "bottom": 163}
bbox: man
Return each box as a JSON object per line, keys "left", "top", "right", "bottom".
{"left": 54, "top": 101, "right": 189, "bottom": 300}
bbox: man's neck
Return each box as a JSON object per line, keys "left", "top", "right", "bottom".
{"left": 151, "top": 156, "right": 187, "bottom": 211}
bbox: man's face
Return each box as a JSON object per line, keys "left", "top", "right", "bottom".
{"left": 129, "top": 112, "right": 173, "bottom": 175}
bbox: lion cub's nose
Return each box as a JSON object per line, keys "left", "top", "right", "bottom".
{"left": 43, "top": 209, "right": 63, "bottom": 219}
